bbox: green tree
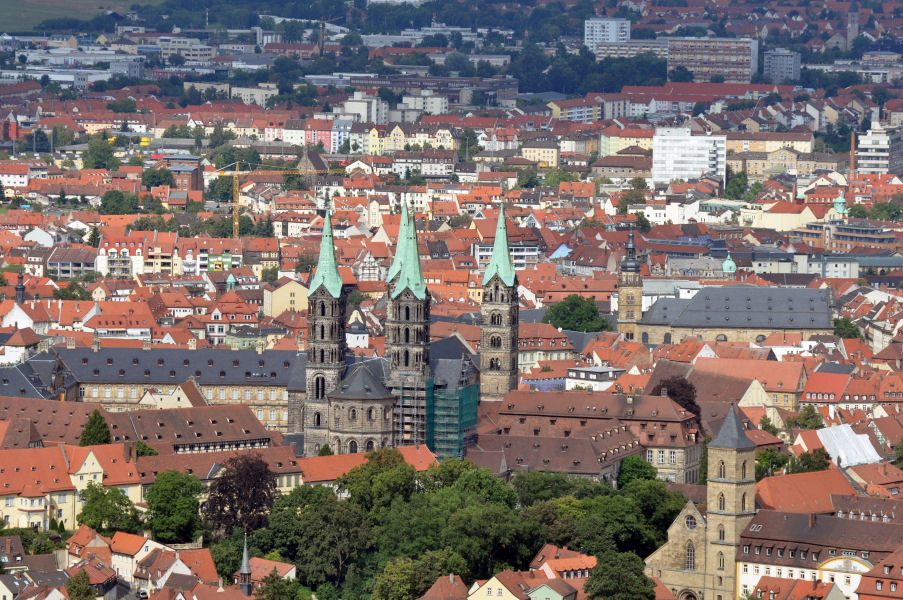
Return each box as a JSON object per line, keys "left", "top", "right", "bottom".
{"left": 848, "top": 204, "right": 869, "bottom": 218}
{"left": 755, "top": 447, "right": 790, "bottom": 480}
{"left": 82, "top": 137, "right": 120, "bottom": 170}
{"left": 294, "top": 254, "right": 317, "bottom": 274}
{"left": 584, "top": 551, "right": 655, "bottom": 600}
{"left": 628, "top": 177, "right": 647, "bottom": 190}
{"left": 66, "top": 570, "right": 94, "bottom": 600}
{"left": 512, "top": 471, "right": 576, "bottom": 506}
{"left": 99, "top": 190, "right": 139, "bottom": 215}
{"left": 145, "top": 470, "right": 204, "bottom": 543}
{"left": 76, "top": 482, "right": 142, "bottom": 534}
{"left": 260, "top": 267, "right": 279, "bottom": 284}
{"left": 834, "top": 317, "right": 862, "bottom": 339}
{"left": 204, "top": 453, "right": 278, "bottom": 538}
{"left": 786, "top": 448, "right": 831, "bottom": 474}
{"left": 619, "top": 189, "right": 647, "bottom": 213}
{"left": 372, "top": 557, "right": 417, "bottom": 600}
{"left": 294, "top": 492, "right": 370, "bottom": 588}
{"left": 894, "top": 437, "right": 903, "bottom": 469}
{"left": 318, "top": 444, "right": 334, "bottom": 456}
{"left": 136, "top": 441, "right": 158, "bottom": 456}
{"left": 758, "top": 415, "right": 778, "bottom": 436}
{"left": 106, "top": 98, "right": 137, "bottom": 113}
{"left": 617, "top": 455, "right": 657, "bottom": 488}
{"left": 723, "top": 171, "right": 748, "bottom": 199}
{"left": 141, "top": 168, "right": 175, "bottom": 190}
{"left": 255, "top": 569, "right": 301, "bottom": 600}
{"left": 784, "top": 405, "right": 824, "bottom": 430}
{"left": 80, "top": 409, "right": 111, "bottom": 446}
{"left": 634, "top": 211, "right": 652, "bottom": 233}
{"left": 542, "top": 294, "right": 610, "bottom": 332}
{"left": 337, "top": 448, "right": 416, "bottom": 513}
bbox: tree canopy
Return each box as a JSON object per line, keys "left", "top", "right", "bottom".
{"left": 542, "top": 295, "right": 610, "bottom": 332}
{"left": 80, "top": 409, "right": 111, "bottom": 446}
{"left": 77, "top": 482, "right": 142, "bottom": 534}
{"left": 145, "top": 470, "right": 205, "bottom": 543}
{"left": 204, "top": 453, "right": 278, "bottom": 538}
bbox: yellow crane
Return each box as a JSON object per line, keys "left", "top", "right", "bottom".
{"left": 317, "top": 17, "right": 342, "bottom": 56}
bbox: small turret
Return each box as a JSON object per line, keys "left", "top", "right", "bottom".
{"left": 239, "top": 533, "right": 252, "bottom": 596}
{"left": 14, "top": 271, "right": 24, "bottom": 305}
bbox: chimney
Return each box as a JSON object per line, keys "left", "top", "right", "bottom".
{"left": 449, "top": 574, "right": 454, "bottom": 584}
{"left": 188, "top": 337, "right": 197, "bottom": 350}
{"left": 91, "top": 337, "right": 100, "bottom": 353}
{"left": 66, "top": 336, "right": 76, "bottom": 350}
{"left": 808, "top": 513, "right": 816, "bottom": 528}
{"left": 660, "top": 386, "right": 668, "bottom": 398}
{"left": 142, "top": 339, "right": 151, "bottom": 351}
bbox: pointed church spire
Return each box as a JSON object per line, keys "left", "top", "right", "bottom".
{"left": 308, "top": 206, "right": 343, "bottom": 298}
{"left": 710, "top": 404, "right": 756, "bottom": 450}
{"left": 387, "top": 201, "right": 410, "bottom": 284}
{"left": 239, "top": 533, "right": 252, "bottom": 596}
{"left": 483, "top": 203, "right": 516, "bottom": 287}
{"left": 389, "top": 204, "right": 427, "bottom": 300}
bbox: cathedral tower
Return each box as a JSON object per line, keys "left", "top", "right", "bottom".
{"left": 480, "top": 203, "right": 519, "bottom": 402}
{"left": 301, "top": 207, "right": 347, "bottom": 454}
{"left": 617, "top": 229, "right": 643, "bottom": 342}
{"left": 704, "top": 404, "right": 757, "bottom": 600}
{"left": 385, "top": 203, "right": 431, "bottom": 445}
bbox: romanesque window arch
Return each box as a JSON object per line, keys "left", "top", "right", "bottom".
{"left": 314, "top": 375, "right": 325, "bottom": 400}
{"left": 348, "top": 440, "right": 358, "bottom": 454}
{"left": 314, "top": 412, "right": 321, "bottom": 427}
{"left": 319, "top": 302, "right": 325, "bottom": 316}
{"left": 349, "top": 408, "right": 357, "bottom": 421}
{"left": 403, "top": 350, "right": 410, "bottom": 367}
{"left": 641, "top": 332, "right": 649, "bottom": 344}
{"left": 686, "top": 542, "right": 695, "bottom": 571}
{"left": 716, "top": 334, "right": 728, "bottom": 342}
{"left": 405, "top": 306, "right": 410, "bottom": 320}
{"left": 367, "top": 408, "right": 374, "bottom": 420}
{"left": 491, "top": 313, "right": 502, "bottom": 326}
{"left": 490, "top": 336, "right": 502, "bottom": 348}
{"left": 404, "top": 328, "right": 410, "bottom": 343}
{"left": 366, "top": 440, "right": 375, "bottom": 452}
{"left": 664, "top": 333, "right": 672, "bottom": 344}
{"left": 320, "top": 324, "right": 325, "bottom": 340}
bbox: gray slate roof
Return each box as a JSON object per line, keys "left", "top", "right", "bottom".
{"left": 709, "top": 404, "right": 756, "bottom": 450}
{"left": 640, "top": 286, "right": 833, "bottom": 330}
{"left": 330, "top": 362, "right": 392, "bottom": 400}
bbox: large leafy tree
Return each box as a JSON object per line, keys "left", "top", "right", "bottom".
{"left": 81, "top": 137, "right": 120, "bottom": 170}
{"left": 145, "top": 470, "right": 204, "bottom": 543}
{"left": 294, "top": 491, "right": 370, "bottom": 588}
{"left": 785, "top": 405, "right": 824, "bottom": 430}
{"left": 254, "top": 569, "right": 301, "bottom": 600}
{"left": 66, "top": 570, "right": 94, "bottom": 600}
{"left": 541, "top": 294, "right": 610, "bottom": 332}
{"left": 204, "top": 453, "right": 278, "bottom": 538}
{"left": 616, "top": 455, "right": 657, "bottom": 488}
{"left": 141, "top": 167, "right": 175, "bottom": 190}
{"left": 337, "top": 448, "right": 416, "bottom": 513}
{"left": 650, "top": 376, "right": 700, "bottom": 417}
{"left": 833, "top": 317, "right": 862, "bottom": 339}
{"left": 584, "top": 551, "right": 656, "bottom": 600}
{"left": 80, "top": 409, "right": 111, "bottom": 446}
{"left": 76, "top": 482, "right": 142, "bottom": 534}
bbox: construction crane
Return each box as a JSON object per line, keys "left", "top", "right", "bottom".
{"left": 317, "top": 17, "right": 342, "bottom": 56}
{"left": 217, "top": 162, "right": 245, "bottom": 238}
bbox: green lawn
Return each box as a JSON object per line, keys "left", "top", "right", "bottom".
{"left": 2, "top": 0, "right": 159, "bottom": 30}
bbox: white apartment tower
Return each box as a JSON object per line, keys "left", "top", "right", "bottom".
{"left": 652, "top": 128, "right": 727, "bottom": 184}
{"left": 584, "top": 18, "right": 631, "bottom": 52}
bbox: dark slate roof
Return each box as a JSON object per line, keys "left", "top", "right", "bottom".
{"left": 816, "top": 362, "right": 857, "bottom": 375}
{"left": 54, "top": 347, "right": 302, "bottom": 387}
{"left": 330, "top": 362, "right": 392, "bottom": 400}
{"left": 430, "top": 336, "right": 475, "bottom": 362}
{"left": 287, "top": 353, "right": 387, "bottom": 393}
{"left": 709, "top": 404, "right": 756, "bottom": 449}
{"left": 641, "top": 287, "right": 833, "bottom": 330}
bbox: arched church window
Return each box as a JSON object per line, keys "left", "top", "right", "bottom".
{"left": 686, "top": 542, "right": 695, "bottom": 571}
{"left": 348, "top": 440, "right": 358, "bottom": 454}
{"left": 718, "top": 493, "right": 725, "bottom": 511}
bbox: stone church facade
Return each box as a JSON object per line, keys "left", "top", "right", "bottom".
{"left": 644, "top": 404, "right": 757, "bottom": 600}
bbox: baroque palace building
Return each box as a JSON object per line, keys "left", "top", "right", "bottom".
{"left": 288, "top": 202, "right": 517, "bottom": 455}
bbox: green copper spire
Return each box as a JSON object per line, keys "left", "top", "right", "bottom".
{"left": 389, "top": 204, "right": 427, "bottom": 300}
{"left": 308, "top": 207, "right": 343, "bottom": 298}
{"left": 483, "top": 203, "right": 516, "bottom": 287}
{"left": 387, "top": 201, "right": 410, "bottom": 284}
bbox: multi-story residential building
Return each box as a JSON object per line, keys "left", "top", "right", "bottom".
{"left": 231, "top": 86, "right": 279, "bottom": 107}
{"left": 764, "top": 48, "right": 801, "bottom": 83}
{"left": 96, "top": 233, "right": 147, "bottom": 277}
{"left": 584, "top": 18, "right": 630, "bottom": 51}
{"left": 726, "top": 148, "right": 844, "bottom": 180}
{"left": 857, "top": 124, "right": 903, "bottom": 175}
{"left": 342, "top": 92, "right": 389, "bottom": 125}
{"left": 795, "top": 219, "right": 900, "bottom": 253}
{"left": 737, "top": 512, "right": 903, "bottom": 600}
{"left": 666, "top": 37, "right": 759, "bottom": 83}
{"left": 473, "top": 240, "right": 540, "bottom": 273}
{"left": 652, "top": 128, "right": 727, "bottom": 184}
{"left": 520, "top": 140, "right": 560, "bottom": 168}
{"left": 594, "top": 39, "right": 668, "bottom": 60}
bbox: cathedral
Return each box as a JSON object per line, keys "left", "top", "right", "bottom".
{"left": 287, "top": 202, "right": 520, "bottom": 455}
{"left": 644, "top": 404, "right": 757, "bottom": 600}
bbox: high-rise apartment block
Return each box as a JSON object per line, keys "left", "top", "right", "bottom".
{"left": 652, "top": 128, "right": 727, "bottom": 184}
{"left": 584, "top": 18, "right": 631, "bottom": 52}
{"left": 666, "top": 37, "right": 759, "bottom": 83}
{"left": 763, "top": 48, "right": 801, "bottom": 83}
